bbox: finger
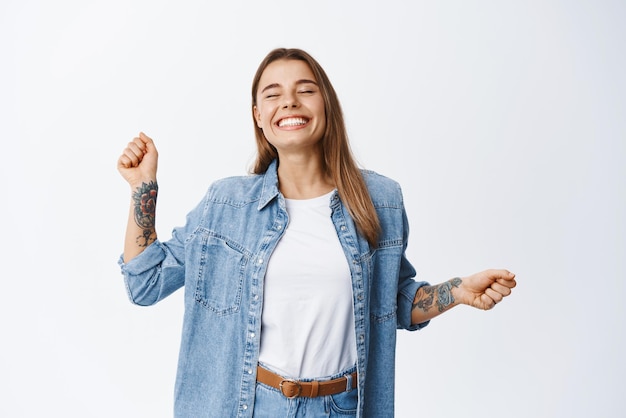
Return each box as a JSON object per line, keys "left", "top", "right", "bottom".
{"left": 133, "top": 132, "right": 159, "bottom": 159}
{"left": 139, "top": 131, "right": 152, "bottom": 143}
{"left": 480, "top": 293, "right": 497, "bottom": 310}
{"left": 127, "top": 139, "right": 146, "bottom": 156}
{"left": 119, "top": 152, "right": 139, "bottom": 168}
{"left": 129, "top": 136, "right": 148, "bottom": 152}
{"left": 138, "top": 132, "right": 156, "bottom": 150}
{"left": 486, "top": 269, "right": 515, "bottom": 280}
{"left": 118, "top": 154, "right": 134, "bottom": 169}
{"left": 489, "top": 282, "right": 513, "bottom": 297}
{"left": 484, "top": 287, "right": 503, "bottom": 305}
{"left": 120, "top": 143, "right": 145, "bottom": 167}
{"left": 496, "top": 276, "right": 516, "bottom": 286}
{"left": 496, "top": 277, "right": 517, "bottom": 289}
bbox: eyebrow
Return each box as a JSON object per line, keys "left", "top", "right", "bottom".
{"left": 260, "top": 79, "right": 318, "bottom": 94}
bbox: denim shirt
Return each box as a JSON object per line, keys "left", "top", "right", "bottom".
{"left": 119, "top": 160, "right": 429, "bottom": 417}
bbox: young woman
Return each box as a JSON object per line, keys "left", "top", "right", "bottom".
{"left": 117, "top": 48, "right": 516, "bottom": 418}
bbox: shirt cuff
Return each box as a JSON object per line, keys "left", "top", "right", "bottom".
{"left": 118, "top": 240, "right": 166, "bottom": 276}
{"left": 398, "top": 280, "right": 430, "bottom": 331}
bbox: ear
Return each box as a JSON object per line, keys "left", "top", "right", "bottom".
{"left": 253, "top": 106, "right": 262, "bottom": 128}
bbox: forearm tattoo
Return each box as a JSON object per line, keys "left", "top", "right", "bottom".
{"left": 132, "top": 181, "right": 158, "bottom": 247}
{"left": 412, "top": 277, "right": 462, "bottom": 313}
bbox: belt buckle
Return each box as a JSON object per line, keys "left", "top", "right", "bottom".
{"left": 279, "top": 378, "right": 302, "bottom": 399}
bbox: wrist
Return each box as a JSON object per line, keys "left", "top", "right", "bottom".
{"left": 129, "top": 178, "right": 158, "bottom": 191}
{"left": 441, "top": 277, "right": 463, "bottom": 309}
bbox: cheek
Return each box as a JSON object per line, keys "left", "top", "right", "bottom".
{"left": 315, "top": 104, "right": 327, "bottom": 128}
{"left": 257, "top": 105, "right": 275, "bottom": 124}
{"left": 314, "top": 100, "right": 326, "bottom": 120}
{"left": 256, "top": 109, "right": 271, "bottom": 128}
{"left": 260, "top": 112, "right": 273, "bottom": 130}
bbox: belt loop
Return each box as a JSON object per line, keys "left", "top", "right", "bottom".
{"left": 345, "top": 372, "right": 353, "bottom": 392}
{"left": 310, "top": 380, "right": 319, "bottom": 397}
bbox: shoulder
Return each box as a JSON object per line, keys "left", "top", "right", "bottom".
{"left": 360, "top": 169, "right": 404, "bottom": 208}
{"left": 204, "top": 173, "right": 265, "bottom": 205}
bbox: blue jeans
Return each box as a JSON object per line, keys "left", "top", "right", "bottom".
{"left": 252, "top": 367, "right": 358, "bottom": 417}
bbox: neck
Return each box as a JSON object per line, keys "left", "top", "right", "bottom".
{"left": 277, "top": 153, "right": 334, "bottom": 199}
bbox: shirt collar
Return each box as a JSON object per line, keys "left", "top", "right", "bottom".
{"left": 257, "top": 159, "right": 280, "bottom": 210}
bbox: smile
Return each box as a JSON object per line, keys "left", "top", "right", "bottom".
{"left": 277, "top": 117, "right": 309, "bottom": 128}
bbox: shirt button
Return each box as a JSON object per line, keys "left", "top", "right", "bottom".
{"left": 276, "top": 224, "right": 282, "bottom": 230}
{"left": 250, "top": 332, "right": 255, "bottom": 338}
{"left": 258, "top": 258, "right": 264, "bottom": 264}
{"left": 248, "top": 369, "right": 253, "bottom": 375}
{"left": 340, "top": 225, "right": 347, "bottom": 231}
{"left": 242, "top": 404, "right": 248, "bottom": 410}
{"left": 254, "top": 294, "right": 259, "bottom": 301}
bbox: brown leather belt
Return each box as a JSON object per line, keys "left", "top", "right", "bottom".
{"left": 256, "top": 365, "right": 357, "bottom": 399}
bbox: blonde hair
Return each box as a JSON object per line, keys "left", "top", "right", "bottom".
{"left": 250, "top": 48, "right": 380, "bottom": 247}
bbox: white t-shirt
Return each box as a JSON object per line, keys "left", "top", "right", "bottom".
{"left": 258, "top": 191, "right": 357, "bottom": 379}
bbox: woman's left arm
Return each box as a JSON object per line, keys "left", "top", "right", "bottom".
{"left": 411, "top": 269, "right": 517, "bottom": 325}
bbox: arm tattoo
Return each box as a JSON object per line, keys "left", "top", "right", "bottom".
{"left": 132, "top": 181, "right": 158, "bottom": 247}
{"left": 412, "top": 277, "right": 462, "bottom": 313}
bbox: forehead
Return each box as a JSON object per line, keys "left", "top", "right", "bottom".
{"left": 258, "top": 59, "right": 317, "bottom": 87}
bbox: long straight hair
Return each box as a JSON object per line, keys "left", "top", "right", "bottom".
{"left": 250, "top": 48, "right": 380, "bottom": 247}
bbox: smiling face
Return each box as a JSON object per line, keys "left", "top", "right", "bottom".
{"left": 253, "top": 59, "right": 326, "bottom": 157}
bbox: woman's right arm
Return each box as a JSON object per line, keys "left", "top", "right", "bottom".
{"left": 117, "top": 132, "right": 159, "bottom": 263}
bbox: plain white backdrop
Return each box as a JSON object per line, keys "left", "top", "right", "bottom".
{"left": 1, "top": 0, "right": 624, "bottom": 417}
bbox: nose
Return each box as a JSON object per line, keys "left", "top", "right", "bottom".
{"left": 282, "top": 93, "right": 299, "bottom": 109}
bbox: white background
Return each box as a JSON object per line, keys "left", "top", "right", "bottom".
{"left": 1, "top": 0, "right": 624, "bottom": 417}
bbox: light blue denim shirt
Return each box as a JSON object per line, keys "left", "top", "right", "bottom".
{"left": 119, "top": 160, "right": 429, "bottom": 417}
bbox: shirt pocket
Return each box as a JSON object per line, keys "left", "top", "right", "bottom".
{"left": 369, "top": 242, "right": 403, "bottom": 322}
{"left": 192, "top": 230, "right": 249, "bottom": 315}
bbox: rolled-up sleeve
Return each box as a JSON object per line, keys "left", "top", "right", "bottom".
{"left": 396, "top": 203, "right": 430, "bottom": 331}
{"left": 118, "top": 238, "right": 186, "bottom": 306}
{"left": 397, "top": 270, "right": 429, "bottom": 330}
{"left": 118, "top": 192, "right": 207, "bottom": 306}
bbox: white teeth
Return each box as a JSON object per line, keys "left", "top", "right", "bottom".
{"left": 278, "top": 117, "right": 308, "bottom": 127}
